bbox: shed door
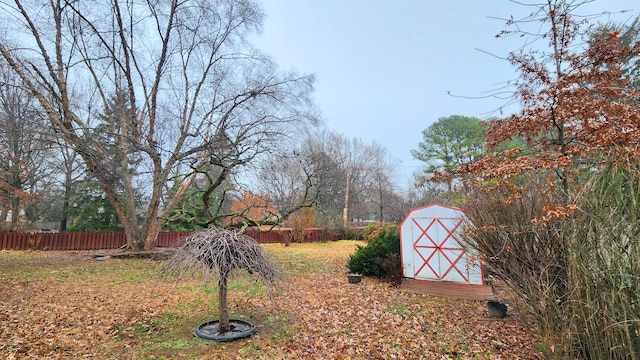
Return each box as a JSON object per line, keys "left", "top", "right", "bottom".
{"left": 411, "top": 216, "right": 469, "bottom": 283}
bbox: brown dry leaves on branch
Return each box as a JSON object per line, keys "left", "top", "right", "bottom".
{"left": 0, "top": 244, "right": 541, "bottom": 359}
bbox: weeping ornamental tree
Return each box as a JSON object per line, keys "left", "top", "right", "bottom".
{"left": 164, "top": 228, "right": 277, "bottom": 338}
{"left": 0, "top": 0, "right": 316, "bottom": 249}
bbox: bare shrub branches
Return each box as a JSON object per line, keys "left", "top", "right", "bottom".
{"left": 461, "top": 179, "right": 573, "bottom": 354}
{"left": 164, "top": 228, "right": 278, "bottom": 287}
{"left": 163, "top": 227, "right": 278, "bottom": 333}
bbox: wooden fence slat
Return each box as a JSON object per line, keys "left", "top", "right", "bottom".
{"left": 42, "top": 233, "right": 51, "bottom": 250}
{"left": 1, "top": 232, "right": 9, "bottom": 250}
{"left": 7, "top": 233, "right": 15, "bottom": 250}
{"left": 16, "top": 233, "right": 22, "bottom": 250}
{"left": 69, "top": 232, "right": 73, "bottom": 250}
{"left": 55, "top": 232, "right": 62, "bottom": 250}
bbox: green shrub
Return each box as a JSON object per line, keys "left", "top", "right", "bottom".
{"left": 347, "top": 226, "right": 400, "bottom": 278}
{"left": 374, "top": 252, "right": 403, "bottom": 284}
{"left": 362, "top": 223, "right": 378, "bottom": 240}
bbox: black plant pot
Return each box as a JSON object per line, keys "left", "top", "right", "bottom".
{"left": 347, "top": 274, "right": 362, "bottom": 283}
{"left": 194, "top": 319, "right": 257, "bottom": 341}
{"left": 487, "top": 300, "right": 508, "bottom": 318}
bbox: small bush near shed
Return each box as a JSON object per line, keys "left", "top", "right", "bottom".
{"left": 347, "top": 226, "right": 400, "bottom": 281}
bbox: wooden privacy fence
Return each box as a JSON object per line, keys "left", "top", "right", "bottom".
{"left": 0, "top": 229, "right": 339, "bottom": 251}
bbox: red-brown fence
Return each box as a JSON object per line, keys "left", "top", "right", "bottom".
{"left": 0, "top": 229, "right": 339, "bottom": 251}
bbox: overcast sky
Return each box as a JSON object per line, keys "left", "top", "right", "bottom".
{"left": 252, "top": 1, "right": 638, "bottom": 190}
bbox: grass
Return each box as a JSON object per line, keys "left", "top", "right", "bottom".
{"left": 0, "top": 240, "right": 541, "bottom": 359}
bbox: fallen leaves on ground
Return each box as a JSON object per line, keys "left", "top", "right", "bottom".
{"left": 0, "top": 243, "right": 542, "bottom": 359}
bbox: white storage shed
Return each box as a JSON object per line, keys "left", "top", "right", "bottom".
{"left": 399, "top": 203, "right": 493, "bottom": 299}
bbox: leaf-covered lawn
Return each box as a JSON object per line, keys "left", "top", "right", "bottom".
{"left": 0, "top": 242, "right": 542, "bottom": 359}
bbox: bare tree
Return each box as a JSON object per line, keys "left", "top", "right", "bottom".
{"left": 162, "top": 142, "right": 322, "bottom": 231}
{"left": 286, "top": 130, "right": 405, "bottom": 230}
{"left": 301, "top": 130, "right": 349, "bottom": 229}
{"left": 253, "top": 134, "right": 334, "bottom": 225}
{"left": 0, "top": 0, "right": 316, "bottom": 248}
{"left": 164, "top": 228, "right": 277, "bottom": 337}
{"left": 0, "top": 63, "right": 56, "bottom": 230}
{"left": 363, "top": 147, "right": 403, "bottom": 222}
{"left": 56, "top": 143, "right": 82, "bottom": 232}
{"left": 258, "top": 152, "right": 312, "bottom": 218}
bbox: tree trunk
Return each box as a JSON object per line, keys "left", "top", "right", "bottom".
{"left": 285, "top": 233, "right": 291, "bottom": 247}
{"left": 124, "top": 227, "right": 145, "bottom": 250}
{"left": 218, "top": 274, "right": 230, "bottom": 333}
{"left": 10, "top": 196, "right": 20, "bottom": 231}
{"left": 142, "top": 185, "right": 163, "bottom": 250}
{"left": 59, "top": 199, "right": 68, "bottom": 232}
{"left": 143, "top": 216, "right": 161, "bottom": 250}
{"left": 0, "top": 207, "right": 8, "bottom": 231}
{"left": 59, "top": 174, "right": 71, "bottom": 232}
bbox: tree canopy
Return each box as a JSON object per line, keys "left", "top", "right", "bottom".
{"left": 0, "top": 0, "right": 317, "bottom": 248}
{"left": 449, "top": 2, "right": 640, "bottom": 206}
{"left": 412, "top": 115, "right": 484, "bottom": 190}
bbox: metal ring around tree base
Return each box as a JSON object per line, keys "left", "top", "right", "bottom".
{"left": 194, "top": 319, "right": 257, "bottom": 341}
